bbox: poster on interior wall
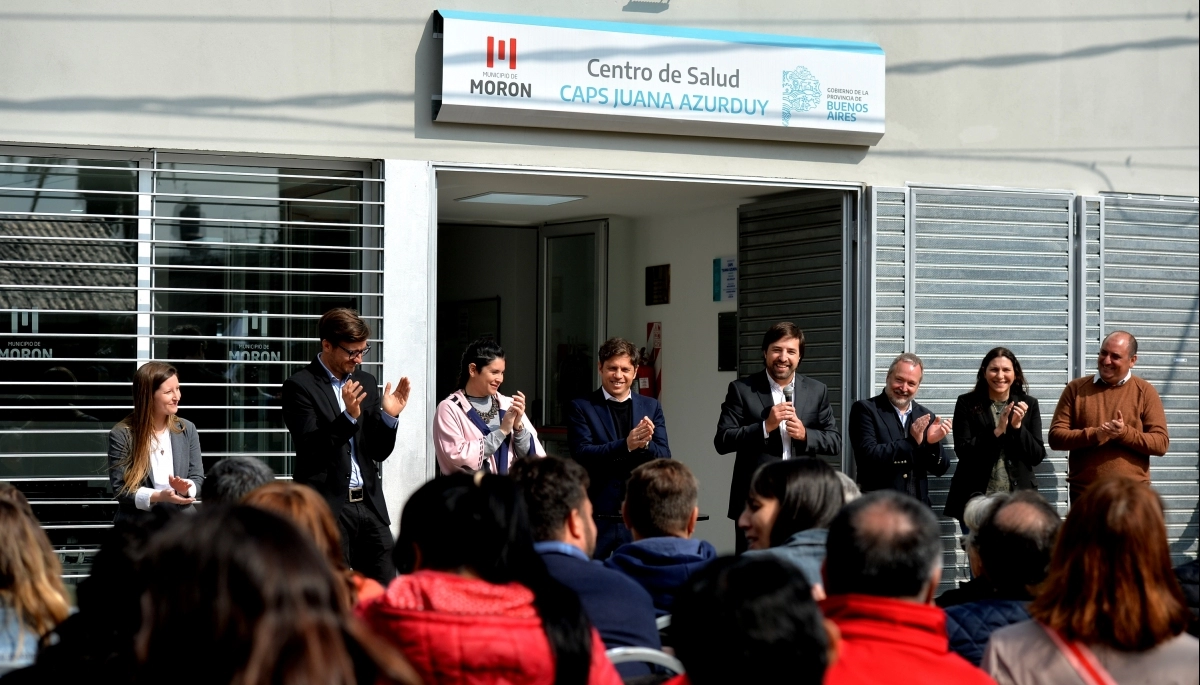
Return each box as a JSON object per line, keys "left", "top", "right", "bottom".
{"left": 639, "top": 322, "right": 662, "bottom": 399}
{"left": 434, "top": 10, "right": 885, "bottom": 146}
{"left": 713, "top": 256, "right": 737, "bottom": 302}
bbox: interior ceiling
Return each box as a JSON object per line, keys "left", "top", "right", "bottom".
{"left": 436, "top": 170, "right": 796, "bottom": 226}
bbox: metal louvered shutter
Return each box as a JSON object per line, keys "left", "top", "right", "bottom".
{"left": 908, "top": 186, "right": 1074, "bottom": 592}
{"left": 1099, "top": 194, "right": 1199, "bottom": 565}
{"left": 738, "top": 190, "right": 852, "bottom": 470}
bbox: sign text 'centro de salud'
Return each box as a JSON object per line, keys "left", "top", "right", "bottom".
{"left": 433, "top": 11, "right": 885, "bottom": 146}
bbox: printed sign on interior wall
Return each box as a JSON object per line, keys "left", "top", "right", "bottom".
{"left": 640, "top": 322, "right": 662, "bottom": 399}
{"left": 713, "top": 256, "right": 737, "bottom": 302}
{"left": 434, "top": 10, "right": 885, "bottom": 145}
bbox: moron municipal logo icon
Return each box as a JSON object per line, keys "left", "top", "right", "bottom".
{"left": 781, "top": 66, "right": 820, "bottom": 127}
{"left": 486, "top": 36, "right": 517, "bottom": 69}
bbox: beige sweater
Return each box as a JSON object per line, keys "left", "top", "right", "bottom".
{"left": 1048, "top": 375, "right": 1169, "bottom": 490}
{"left": 984, "top": 620, "right": 1198, "bottom": 685}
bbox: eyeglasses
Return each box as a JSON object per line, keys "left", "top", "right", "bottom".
{"left": 337, "top": 343, "right": 371, "bottom": 359}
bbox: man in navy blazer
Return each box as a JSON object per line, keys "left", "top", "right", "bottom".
{"left": 848, "top": 352, "right": 951, "bottom": 508}
{"left": 567, "top": 337, "right": 670, "bottom": 559}
{"left": 511, "top": 455, "right": 662, "bottom": 678}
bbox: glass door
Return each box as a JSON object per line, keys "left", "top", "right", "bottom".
{"left": 538, "top": 219, "right": 607, "bottom": 430}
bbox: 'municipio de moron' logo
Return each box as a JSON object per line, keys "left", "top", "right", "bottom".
{"left": 781, "top": 66, "right": 820, "bottom": 126}
{"left": 487, "top": 36, "right": 517, "bottom": 69}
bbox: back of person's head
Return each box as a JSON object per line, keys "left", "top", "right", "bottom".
{"left": 138, "top": 505, "right": 417, "bottom": 685}
{"left": 835, "top": 471, "right": 861, "bottom": 504}
{"left": 243, "top": 481, "right": 353, "bottom": 610}
{"left": 0, "top": 500, "right": 70, "bottom": 638}
{"left": 509, "top": 455, "right": 590, "bottom": 543}
{"left": 202, "top": 456, "right": 275, "bottom": 505}
{"left": 749, "top": 459, "right": 843, "bottom": 546}
{"left": 824, "top": 490, "right": 942, "bottom": 600}
{"left": 0, "top": 482, "right": 35, "bottom": 518}
{"left": 624, "top": 459, "right": 698, "bottom": 538}
{"left": 395, "top": 473, "right": 592, "bottom": 685}
{"left": 1030, "top": 476, "right": 1189, "bottom": 651}
{"left": 672, "top": 556, "right": 828, "bottom": 685}
{"left": 973, "top": 491, "right": 1061, "bottom": 598}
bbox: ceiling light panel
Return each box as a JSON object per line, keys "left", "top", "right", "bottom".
{"left": 454, "top": 192, "right": 586, "bottom": 206}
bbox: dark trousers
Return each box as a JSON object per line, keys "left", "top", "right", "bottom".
{"left": 734, "top": 524, "right": 748, "bottom": 555}
{"left": 337, "top": 501, "right": 395, "bottom": 585}
{"left": 594, "top": 518, "right": 633, "bottom": 561}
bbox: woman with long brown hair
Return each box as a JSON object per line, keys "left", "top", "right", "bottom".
{"left": 108, "top": 361, "right": 204, "bottom": 520}
{"left": 243, "top": 481, "right": 386, "bottom": 610}
{"left": 983, "top": 476, "right": 1196, "bottom": 684}
{"left": 0, "top": 500, "right": 71, "bottom": 668}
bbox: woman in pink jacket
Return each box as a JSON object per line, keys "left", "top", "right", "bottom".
{"left": 435, "top": 338, "right": 544, "bottom": 475}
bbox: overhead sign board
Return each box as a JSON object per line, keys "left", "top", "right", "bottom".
{"left": 434, "top": 10, "right": 885, "bottom": 146}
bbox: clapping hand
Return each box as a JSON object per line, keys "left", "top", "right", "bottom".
{"left": 626, "top": 416, "right": 655, "bottom": 451}
{"left": 1009, "top": 401, "right": 1029, "bottom": 429}
{"left": 382, "top": 377, "right": 411, "bottom": 418}
{"left": 167, "top": 475, "right": 192, "bottom": 497}
{"left": 994, "top": 402, "right": 1013, "bottom": 437}
{"left": 910, "top": 414, "right": 932, "bottom": 445}
{"left": 1099, "top": 410, "right": 1125, "bottom": 440}
{"left": 926, "top": 417, "right": 953, "bottom": 443}
{"left": 151, "top": 478, "right": 194, "bottom": 505}
{"left": 341, "top": 379, "right": 368, "bottom": 419}
{"left": 508, "top": 391, "right": 526, "bottom": 433}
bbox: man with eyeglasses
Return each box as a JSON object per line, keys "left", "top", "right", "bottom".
{"left": 283, "top": 307, "right": 411, "bottom": 584}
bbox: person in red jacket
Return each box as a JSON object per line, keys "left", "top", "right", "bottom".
{"left": 821, "top": 490, "right": 996, "bottom": 685}
{"left": 357, "top": 471, "right": 622, "bottom": 685}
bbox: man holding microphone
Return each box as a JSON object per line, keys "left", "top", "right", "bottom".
{"left": 714, "top": 322, "right": 841, "bottom": 552}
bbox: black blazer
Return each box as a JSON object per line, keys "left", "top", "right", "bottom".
{"left": 714, "top": 371, "right": 841, "bottom": 519}
{"left": 848, "top": 393, "right": 949, "bottom": 507}
{"left": 566, "top": 389, "right": 671, "bottom": 516}
{"left": 283, "top": 359, "right": 398, "bottom": 523}
{"left": 943, "top": 390, "right": 1046, "bottom": 520}
{"left": 107, "top": 417, "right": 205, "bottom": 519}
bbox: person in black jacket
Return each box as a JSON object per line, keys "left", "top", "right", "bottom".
{"left": 282, "top": 308, "right": 410, "bottom": 584}
{"left": 944, "top": 347, "right": 1046, "bottom": 527}
{"left": 713, "top": 323, "right": 841, "bottom": 552}
{"left": 848, "top": 352, "right": 950, "bottom": 508}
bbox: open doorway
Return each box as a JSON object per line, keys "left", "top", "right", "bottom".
{"left": 434, "top": 169, "right": 859, "bottom": 552}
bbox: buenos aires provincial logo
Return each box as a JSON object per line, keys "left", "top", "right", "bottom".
{"left": 781, "top": 67, "right": 821, "bottom": 126}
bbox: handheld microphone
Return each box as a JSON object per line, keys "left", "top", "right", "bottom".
{"left": 782, "top": 385, "right": 793, "bottom": 404}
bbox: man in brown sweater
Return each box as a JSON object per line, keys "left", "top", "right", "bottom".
{"left": 1049, "top": 331, "right": 1169, "bottom": 501}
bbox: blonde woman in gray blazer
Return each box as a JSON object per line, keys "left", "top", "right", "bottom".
{"left": 108, "top": 362, "right": 204, "bottom": 520}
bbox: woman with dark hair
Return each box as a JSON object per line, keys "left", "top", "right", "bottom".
{"left": 0, "top": 501, "right": 70, "bottom": 669}
{"left": 136, "top": 505, "right": 421, "bottom": 685}
{"left": 358, "top": 472, "right": 622, "bottom": 685}
{"left": 243, "top": 481, "right": 386, "bottom": 610}
{"left": 984, "top": 476, "right": 1196, "bottom": 684}
{"left": 107, "top": 361, "right": 204, "bottom": 520}
{"left": 738, "top": 459, "right": 843, "bottom": 597}
{"left": 433, "top": 338, "right": 544, "bottom": 475}
{"left": 945, "top": 347, "right": 1046, "bottom": 528}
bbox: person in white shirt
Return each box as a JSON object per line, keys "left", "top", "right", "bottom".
{"left": 108, "top": 361, "right": 204, "bottom": 520}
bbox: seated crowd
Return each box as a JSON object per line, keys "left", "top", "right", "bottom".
{"left": 2, "top": 457, "right": 1197, "bottom": 685}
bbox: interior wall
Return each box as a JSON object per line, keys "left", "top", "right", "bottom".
{"left": 608, "top": 207, "right": 741, "bottom": 553}
{"left": 436, "top": 224, "right": 539, "bottom": 402}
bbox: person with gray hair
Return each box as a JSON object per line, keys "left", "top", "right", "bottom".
{"left": 200, "top": 456, "right": 274, "bottom": 505}
{"left": 821, "top": 490, "right": 992, "bottom": 685}
{"left": 847, "top": 353, "right": 951, "bottom": 510}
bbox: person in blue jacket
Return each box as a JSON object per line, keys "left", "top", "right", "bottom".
{"left": 567, "top": 337, "right": 671, "bottom": 560}
{"left": 510, "top": 455, "right": 661, "bottom": 678}
{"left": 605, "top": 459, "right": 716, "bottom": 616}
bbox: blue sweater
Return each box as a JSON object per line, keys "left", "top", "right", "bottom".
{"left": 536, "top": 544, "right": 661, "bottom": 677}
{"left": 604, "top": 537, "right": 718, "bottom": 616}
{"left": 742, "top": 528, "right": 827, "bottom": 589}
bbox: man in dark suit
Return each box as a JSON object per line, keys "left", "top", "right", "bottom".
{"left": 283, "top": 308, "right": 410, "bottom": 583}
{"left": 510, "top": 455, "right": 661, "bottom": 679}
{"left": 567, "top": 337, "right": 670, "bottom": 559}
{"left": 714, "top": 322, "right": 841, "bottom": 552}
{"left": 848, "top": 352, "right": 950, "bottom": 509}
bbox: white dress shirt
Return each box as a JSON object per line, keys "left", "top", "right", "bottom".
{"left": 134, "top": 427, "right": 196, "bottom": 510}
{"left": 316, "top": 355, "right": 399, "bottom": 489}
{"left": 601, "top": 387, "right": 632, "bottom": 402}
{"left": 763, "top": 376, "right": 796, "bottom": 459}
{"left": 894, "top": 404, "right": 913, "bottom": 430}
{"left": 1093, "top": 370, "right": 1133, "bottom": 386}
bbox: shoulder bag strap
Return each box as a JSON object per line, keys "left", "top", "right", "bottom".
{"left": 1038, "top": 623, "right": 1119, "bottom": 685}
